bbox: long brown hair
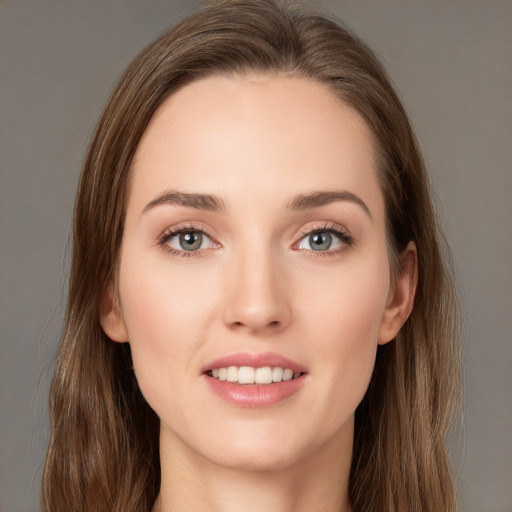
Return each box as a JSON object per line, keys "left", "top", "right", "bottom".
{"left": 41, "top": 1, "right": 460, "bottom": 510}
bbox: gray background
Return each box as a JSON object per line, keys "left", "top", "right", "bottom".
{"left": 0, "top": 1, "right": 510, "bottom": 511}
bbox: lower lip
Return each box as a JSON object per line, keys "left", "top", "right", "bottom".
{"left": 204, "top": 374, "right": 307, "bottom": 408}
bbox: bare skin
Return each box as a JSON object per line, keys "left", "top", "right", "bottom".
{"left": 100, "top": 75, "right": 417, "bottom": 512}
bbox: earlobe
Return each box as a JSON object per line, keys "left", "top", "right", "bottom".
{"left": 378, "top": 241, "right": 418, "bottom": 345}
{"left": 99, "top": 282, "right": 129, "bottom": 343}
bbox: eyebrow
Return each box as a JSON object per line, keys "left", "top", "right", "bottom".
{"left": 143, "top": 189, "right": 227, "bottom": 214}
{"left": 143, "top": 189, "right": 371, "bottom": 219}
{"left": 287, "top": 190, "right": 372, "bottom": 219}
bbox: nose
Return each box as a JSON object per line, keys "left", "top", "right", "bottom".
{"left": 222, "top": 247, "right": 291, "bottom": 334}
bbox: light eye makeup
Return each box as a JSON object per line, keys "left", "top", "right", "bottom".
{"left": 157, "top": 224, "right": 219, "bottom": 258}
{"left": 292, "top": 222, "right": 354, "bottom": 256}
{"left": 157, "top": 221, "right": 354, "bottom": 258}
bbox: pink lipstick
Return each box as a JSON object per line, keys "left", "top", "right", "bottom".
{"left": 202, "top": 352, "right": 307, "bottom": 408}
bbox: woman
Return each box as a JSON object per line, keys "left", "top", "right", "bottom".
{"left": 41, "top": 1, "right": 460, "bottom": 511}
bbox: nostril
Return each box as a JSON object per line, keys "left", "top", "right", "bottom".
{"left": 228, "top": 319, "right": 281, "bottom": 332}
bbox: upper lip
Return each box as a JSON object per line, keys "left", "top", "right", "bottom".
{"left": 202, "top": 352, "right": 307, "bottom": 374}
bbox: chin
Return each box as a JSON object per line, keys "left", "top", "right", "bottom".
{"left": 207, "top": 442, "right": 305, "bottom": 472}
{"left": 196, "top": 420, "right": 332, "bottom": 473}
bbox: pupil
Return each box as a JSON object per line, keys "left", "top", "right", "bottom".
{"left": 310, "top": 232, "right": 331, "bottom": 251}
{"left": 179, "top": 232, "right": 202, "bottom": 251}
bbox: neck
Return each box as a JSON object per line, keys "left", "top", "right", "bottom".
{"left": 153, "top": 423, "right": 353, "bottom": 512}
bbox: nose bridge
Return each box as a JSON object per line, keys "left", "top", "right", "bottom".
{"left": 223, "top": 239, "right": 289, "bottom": 333}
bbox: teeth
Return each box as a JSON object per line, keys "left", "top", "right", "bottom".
{"left": 226, "top": 366, "right": 238, "bottom": 382}
{"left": 238, "top": 366, "right": 255, "bottom": 384}
{"left": 208, "top": 366, "right": 302, "bottom": 385}
{"left": 272, "top": 367, "right": 283, "bottom": 382}
{"left": 255, "top": 366, "right": 273, "bottom": 384}
{"left": 283, "top": 369, "right": 293, "bottom": 381}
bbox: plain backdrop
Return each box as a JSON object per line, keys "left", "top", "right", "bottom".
{"left": 0, "top": 1, "right": 511, "bottom": 511}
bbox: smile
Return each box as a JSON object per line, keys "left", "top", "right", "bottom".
{"left": 202, "top": 352, "right": 308, "bottom": 407}
{"left": 207, "top": 366, "right": 302, "bottom": 385}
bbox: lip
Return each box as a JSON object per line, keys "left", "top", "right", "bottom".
{"left": 202, "top": 352, "right": 308, "bottom": 408}
{"left": 201, "top": 351, "right": 307, "bottom": 374}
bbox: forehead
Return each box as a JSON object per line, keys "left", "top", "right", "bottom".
{"left": 129, "top": 74, "right": 383, "bottom": 218}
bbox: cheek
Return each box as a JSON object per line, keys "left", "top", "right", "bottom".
{"left": 299, "top": 250, "right": 390, "bottom": 345}
{"left": 297, "top": 253, "right": 389, "bottom": 428}
{"left": 120, "top": 247, "right": 218, "bottom": 336}
{"left": 117, "top": 250, "right": 221, "bottom": 400}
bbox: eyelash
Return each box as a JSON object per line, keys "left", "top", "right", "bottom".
{"left": 157, "top": 222, "right": 354, "bottom": 258}
{"left": 293, "top": 222, "right": 354, "bottom": 257}
{"left": 157, "top": 224, "right": 214, "bottom": 258}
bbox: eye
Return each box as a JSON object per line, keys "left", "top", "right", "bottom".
{"left": 295, "top": 226, "right": 353, "bottom": 253}
{"left": 160, "top": 227, "right": 217, "bottom": 254}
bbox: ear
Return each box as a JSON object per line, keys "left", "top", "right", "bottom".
{"left": 378, "top": 241, "right": 418, "bottom": 345}
{"left": 99, "top": 281, "right": 129, "bottom": 343}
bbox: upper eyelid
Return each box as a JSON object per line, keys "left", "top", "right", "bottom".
{"left": 158, "top": 223, "right": 216, "bottom": 243}
{"left": 159, "top": 221, "right": 348, "bottom": 234}
{"left": 294, "top": 222, "right": 351, "bottom": 239}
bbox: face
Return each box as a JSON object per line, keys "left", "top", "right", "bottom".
{"left": 101, "top": 75, "right": 415, "bottom": 472}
